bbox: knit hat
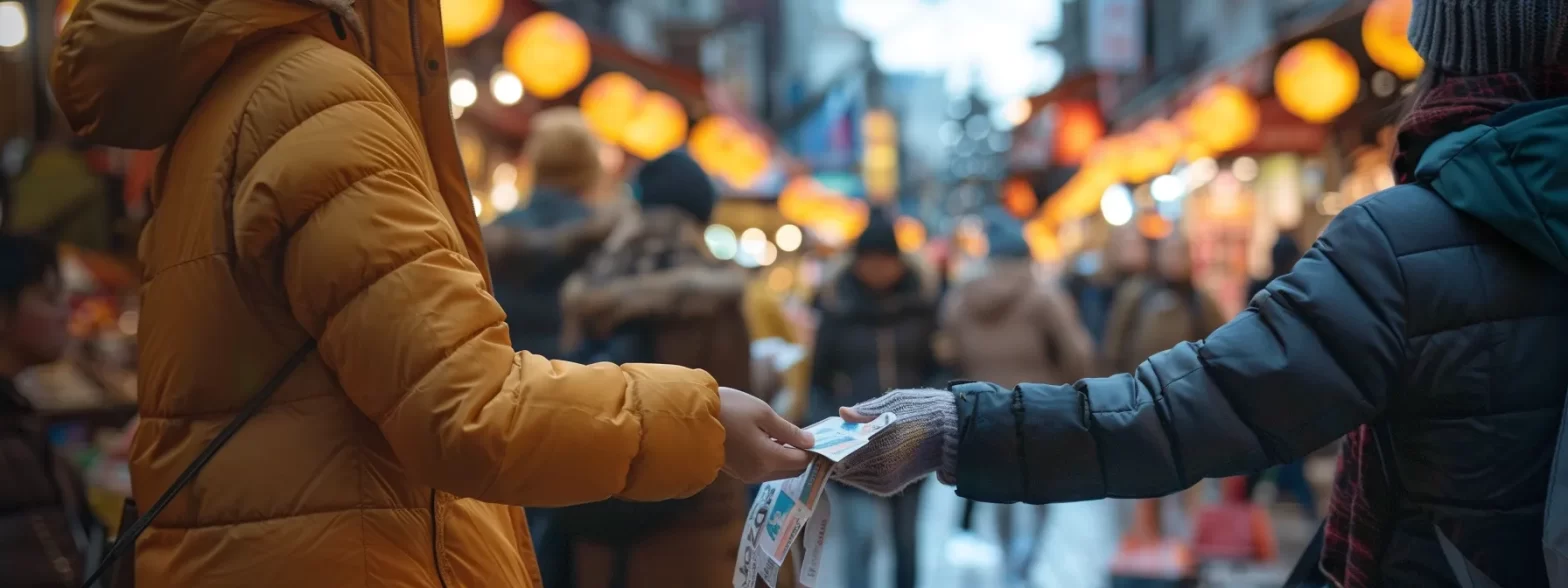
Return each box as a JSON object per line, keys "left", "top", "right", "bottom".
{"left": 855, "top": 210, "right": 900, "bottom": 255}
{"left": 1408, "top": 0, "right": 1568, "bottom": 75}
{"left": 635, "top": 150, "right": 718, "bottom": 223}
{"left": 986, "top": 223, "right": 1032, "bottom": 260}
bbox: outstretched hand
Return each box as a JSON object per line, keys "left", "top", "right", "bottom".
{"left": 718, "top": 387, "right": 815, "bottom": 484}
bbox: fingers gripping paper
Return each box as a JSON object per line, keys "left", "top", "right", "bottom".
{"left": 733, "top": 413, "right": 898, "bottom": 588}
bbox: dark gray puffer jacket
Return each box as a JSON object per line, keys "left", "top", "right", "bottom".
{"left": 952, "top": 102, "right": 1568, "bottom": 587}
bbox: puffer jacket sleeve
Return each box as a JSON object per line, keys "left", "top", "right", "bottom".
{"left": 241, "top": 92, "right": 725, "bottom": 507}
{"left": 952, "top": 203, "right": 1406, "bottom": 504}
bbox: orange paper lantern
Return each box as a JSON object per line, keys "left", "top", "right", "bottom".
{"left": 1185, "top": 84, "right": 1260, "bottom": 154}
{"left": 579, "top": 72, "right": 646, "bottom": 144}
{"left": 620, "top": 91, "right": 689, "bottom": 161}
{"left": 441, "top": 0, "right": 503, "bottom": 47}
{"left": 689, "top": 116, "right": 772, "bottom": 189}
{"left": 1052, "top": 101, "right": 1105, "bottom": 166}
{"left": 1363, "top": 0, "right": 1424, "bottom": 80}
{"left": 1123, "top": 119, "right": 1185, "bottom": 183}
{"left": 503, "top": 12, "right": 590, "bottom": 100}
{"left": 1276, "top": 39, "right": 1361, "bottom": 124}
{"left": 1022, "top": 218, "right": 1062, "bottom": 262}
{"left": 1003, "top": 178, "right": 1038, "bottom": 219}
{"left": 894, "top": 217, "right": 927, "bottom": 252}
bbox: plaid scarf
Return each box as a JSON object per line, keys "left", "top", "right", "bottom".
{"left": 1322, "top": 65, "right": 1568, "bottom": 587}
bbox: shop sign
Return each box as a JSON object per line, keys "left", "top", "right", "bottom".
{"left": 1086, "top": 0, "right": 1145, "bottom": 74}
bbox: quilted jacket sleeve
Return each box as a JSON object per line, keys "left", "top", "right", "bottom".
{"left": 952, "top": 203, "right": 1407, "bottom": 504}
{"left": 238, "top": 91, "right": 725, "bottom": 507}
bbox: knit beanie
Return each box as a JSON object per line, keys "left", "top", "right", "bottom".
{"left": 986, "top": 223, "right": 1032, "bottom": 260}
{"left": 635, "top": 150, "right": 717, "bottom": 223}
{"left": 1408, "top": 0, "right": 1568, "bottom": 75}
{"left": 855, "top": 210, "right": 900, "bottom": 255}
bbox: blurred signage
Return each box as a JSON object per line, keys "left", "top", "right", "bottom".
{"left": 1087, "top": 0, "right": 1145, "bottom": 73}
{"left": 861, "top": 109, "right": 899, "bottom": 203}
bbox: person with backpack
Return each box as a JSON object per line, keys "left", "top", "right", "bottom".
{"left": 818, "top": 2, "right": 1568, "bottom": 585}
{"left": 49, "top": 1, "right": 814, "bottom": 586}
{"left": 808, "top": 210, "right": 942, "bottom": 588}
{"left": 555, "top": 151, "right": 782, "bottom": 588}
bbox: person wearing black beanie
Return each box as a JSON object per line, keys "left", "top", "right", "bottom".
{"left": 635, "top": 150, "right": 718, "bottom": 224}
{"left": 808, "top": 208, "right": 940, "bottom": 588}
{"left": 854, "top": 209, "right": 900, "bottom": 255}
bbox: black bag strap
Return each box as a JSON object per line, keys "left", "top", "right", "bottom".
{"left": 79, "top": 340, "right": 316, "bottom": 588}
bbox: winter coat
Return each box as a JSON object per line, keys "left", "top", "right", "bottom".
{"left": 559, "top": 207, "right": 771, "bottom": 588}
{"left": 1101, "top": 276, "right": 1228, "bottom": 374}
{"left": 942, "top": 260, "right": 1094, "bottom": 388}
{"left": 0, "top": 380, "right": 92, "bottom": 587}
{"left": 50, "top": 1, "right": 726, "bottom": 586}
{"left": 487, "top": 187, "right": 605, "bottom": 358}
{"left": 808, "top": 256, "right": 941, "bottom": 424}
{"left": 950, "top": 102, "right": 1568, "bottom": 586}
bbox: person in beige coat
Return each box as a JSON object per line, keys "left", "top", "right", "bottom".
{"left": 941, "top": 226, "right": 1093, "bottom": 585}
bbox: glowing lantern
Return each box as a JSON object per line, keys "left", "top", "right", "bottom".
{"left": 441, "top": 0, "right": 502, "bottom": 47}
{"left": 1003, "top": 178, "right": 1038, "bottom": 219}
{"left": 1082, "top": 135, "right": 1130, "bottom": 180}
{"left": 1052, "top": 101, "right": 1105, "bottom": 166}
{"left": 724, "top": 133, "right": 772, "bottom": 189}
{"left": 1137, "top": 213, "right": 1173, "bottom": 240}
{"left": 1276, "top": 39, "right": 1361, "bottom": 124}
{"left": 580, "top": 72, "right": 646, "bottom": 144}
{"left": 1363, "top": 0, "right": 1423, "bottom": 79}
{"left": 1124, "top": 119, "right": 1185, "bottom": 183}
{"left": 503, "top": 13, "right": 590, "bottom": 100}
{"left": 778, "top": 177, "right": 829, "bottom": 224}
{"left": 894, "top": 217, "right": 927, "bottom": 252}
{"left": 1185, "top": 84, "right": 1259, "bottom": 154}
{"left": 620, "top": 91, "right": 688, "bottom": 161}
{"left": 1023, "top": 218, "right": 1061, "bottom": 262}
{"left": 689, "top": 116, "right": 772, "bottom": 189}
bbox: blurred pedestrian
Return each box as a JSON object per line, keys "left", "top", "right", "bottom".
{"left": 1062, "top": 225, "right": 1150, "bottom": 353}
{"left": 808, "top": 210, "right": 941, "bottom": 588}
{"left": 555, "top": 151, "right": 781, "bottom": 588}
{"left": 823, "top": 2, "right": 1568, "bottom": 584}
{"left": 484, "top": 107, "right": 622, "bottom": 360}
{"left": 0, "top": 235, "right": 92, "bottom": 588}
{"left": 941, "top": 225, "right": 1093, "bottom": 586}
{"left": 50, "top": 1, "right": 812, "bottom": 586}
{"left": 1102, "top": 233, "right": 1228, "bottom": 378}
{"left": 481, "top": 107, "right": 621, "bottom": 586}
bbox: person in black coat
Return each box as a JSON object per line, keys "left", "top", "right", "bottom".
{"left": 818, "top": 3, "right": 1568, "bottom": 586}
{"left": 808, "top": 210, "right": 940, "bottom": 588}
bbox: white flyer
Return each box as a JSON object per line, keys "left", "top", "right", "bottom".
{"left": 732, "top": 413, "right": 898, "bottom": 588}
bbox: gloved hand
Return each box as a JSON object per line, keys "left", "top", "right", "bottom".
{"left": 829, "top": 389, "right": 959, "bottom": 496}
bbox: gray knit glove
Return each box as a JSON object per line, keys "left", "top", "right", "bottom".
{"left": 829, "top": 389, "right": 959, "bottom": 496}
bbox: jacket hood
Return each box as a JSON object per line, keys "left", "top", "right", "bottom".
{"left": 953, "top": 260, "right": 1033, "bottom": 324}
{"left": 54, "top": 0, "right": 490, "bottom": 284}
{"left": 51, "top": 0, "right": 366, "bottom": 149}
{"left": 1416, "top": 99, "right": 1568, "bottom": 273}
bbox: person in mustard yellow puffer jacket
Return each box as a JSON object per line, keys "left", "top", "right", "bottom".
{"left": 49, "top": 0, "right": 813, "bottom": 586}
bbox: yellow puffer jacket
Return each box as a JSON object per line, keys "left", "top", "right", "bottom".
{"left": 51, "top": 1, "right": 726, "bottom": 586}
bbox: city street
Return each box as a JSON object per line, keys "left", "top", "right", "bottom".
{"left": 810, "top": 477, "right": 1318, "bottom": 588}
